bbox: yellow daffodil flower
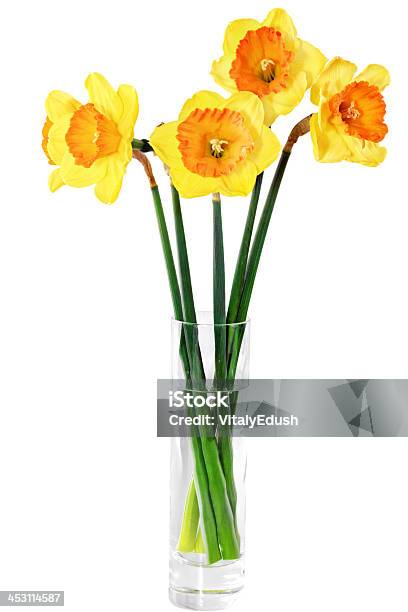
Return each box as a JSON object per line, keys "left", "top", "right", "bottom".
{"left": 150, "top": 90, "right": 281, "bottom": 198}
{"left": 211, "top": 8, "right": 326, "bottom": 126}
{"left": 42, "top": 73, "right": 139, "bottom": 204}
{"left": 310, "top": 57, "right": 389, "bottom": 166}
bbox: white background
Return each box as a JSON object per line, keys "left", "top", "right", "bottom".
{"left": 0, "top": 0, "right": 407, "bottom": 610}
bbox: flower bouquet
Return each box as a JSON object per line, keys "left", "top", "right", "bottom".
{"left": 42, "top": 7, "right": 389, "bottom": 610}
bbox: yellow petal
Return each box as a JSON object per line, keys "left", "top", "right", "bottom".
{"left": 47, "top": 114, "right": 71, "bottom": 165}
{"left": 60, "top": 152, "right": 108, "bottom": 187}
{"left": 222, "top": 18, "right": 260, "bottom": 54}
{"left": 262, "top": 8, "right": 297, "bottom": 38}
{"left": 150, "top": 121, "right": 181, "bottom": 166}
{"left": 354, "top": 64, "right": 390, "bottom": 91}
{"left": 116, "top": 84, "right": 139, "bottom": 139}
{"left": 94, "top": 154, "right": 127, "bottom": 204}
{"left": 85, "top": 73, "right": 123, "bottom": 123}
{"left": 310, "top": 112, "right": 349, "bottom": 163}
{"left": 116, "top": 138, "right": 133, "bottom": 165}
{"left": 179, "top": 90, "right": 225, "bottom": 121}
{"left": 48, "top": 168, "right": 64, "bottom": 192}
{"left": 343, "top": 135, "right": 387, "bottom": 166}
{"left": 220, "top": 160, "right": 257, "bottom": 197}
{"left": 170, "top": 166, "right": 220, "bottom": 199}
{"left": 250, "top": 126, "right": 281, "bottom": 173}
{"left": 45, "top": 91, "right": 80, "bottom": 123}
{"left": 223, "top": 91, "right": 264, "bottom": 139}
{"left": 292, "top": 39, "right": 327, "bottom": 87}
{"left": 263, "top": 71, "right": 308, "bottom": 125}
{"left": 211, "top": 56, "right": 237, "bottom": 93}
{"left": 310, "top": 57, "right": 357, "bottom": 105}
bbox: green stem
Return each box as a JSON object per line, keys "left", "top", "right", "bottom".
{"left": 177, "top": 480, "right": 199, "bottom": 552}
{"left": 151, "top": 186, "right": 183, "bottom": 320}
{"left": 213, "top": 194, "right": 227, "bottom": 382}
{"left": 131, "top": 138, "right": 153, "bottom": 152}
{"left": 217, "top": 162, "right": 285, "bottom": 522}
{"left": 171, "top": 185, "right": 198, "bottom": 324}
{"left": 227, "top": 152, "right": 290, "bottom": 380}
{"left": 234, "top": 152, "right": 290, "bottom": 325}
{"left": 171, "top": 185, "right": 204, "bottom": 380}
{"left": 226, "top": 173, "right": 263, "bottom": 326}
{"left": 213, "top": 194, "right": 238, "bottom": 523}
{"left": 195, "top": 527, "right": 206, "bottom": 553}
{"left": 189, "top": 415, "right": 222, "bottom": 564}
{"left": 151, "top": 186, "right": 190, "bottom": 378}
{"left": 218, "top": 433, "right": 237, "bottom": 525}
{"left": 150, "top": 184, "right": 221, "bottom": 564}
{"left": 225, "top": 173, "right": 263, "bottom": 402}
{"left": 222, "top": 175, "right": 263, "bottom": 510}
{"left": 227, "top": 116, "right": 311, "bottom": 380}
{"left": 172, "top": 186, "right": 239, "bottom": 561}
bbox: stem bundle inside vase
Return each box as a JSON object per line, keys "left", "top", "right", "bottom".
{"left": 138, "top": 117, "right": 312, "bottom": 565}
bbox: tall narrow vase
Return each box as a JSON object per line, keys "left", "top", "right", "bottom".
{"left": 169, "top": 314, "right": 250, "bottom": 610}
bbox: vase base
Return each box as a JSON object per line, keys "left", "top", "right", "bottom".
{"left": 169, "top": 586, "right": 242, "bottom": 610}
{"left": 169, "top": 552, "right": 244, "bottom": 610}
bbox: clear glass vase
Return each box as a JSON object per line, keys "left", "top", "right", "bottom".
{"left": 169, "top": 314, "right": 250, "bottom": 610}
